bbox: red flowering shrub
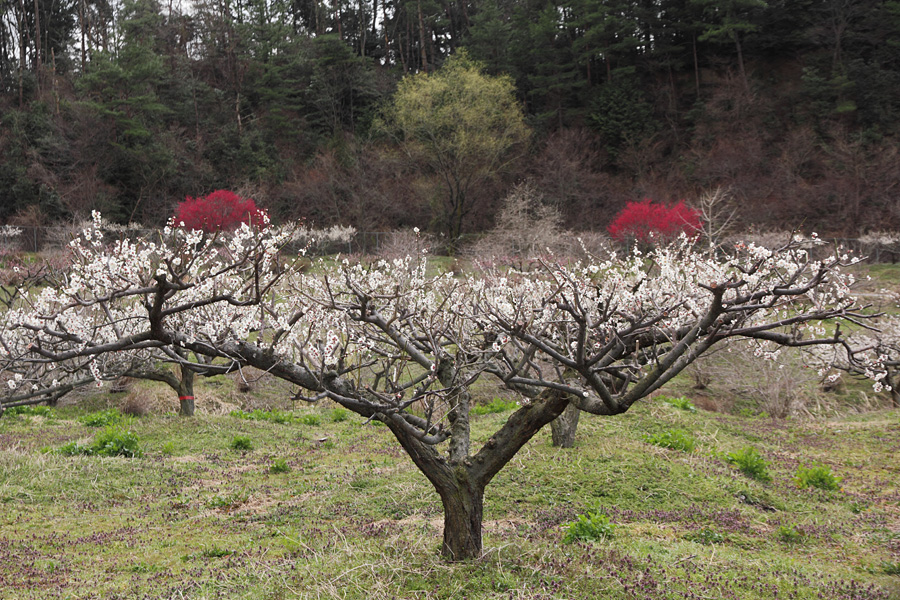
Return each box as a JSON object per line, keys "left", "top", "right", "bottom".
{"left": 174, "top": 190, "right": 268, "bottom": 233}
{"left": 607, "top": 199, "right": 702, "bottom": 245}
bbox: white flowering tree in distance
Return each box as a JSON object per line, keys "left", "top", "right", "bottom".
{"left": 0, "top": 215, "right": 885, "bottom": 560}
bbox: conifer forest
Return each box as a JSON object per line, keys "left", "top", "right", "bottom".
{"left": 1, "top": 0, "right": 899, "bottom": 234}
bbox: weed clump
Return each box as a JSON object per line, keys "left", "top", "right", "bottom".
{"left": 777, "top": 524, "right": 805, "bottom": 543}
{"left": 296, "top": 414, "right": 321, "bottom": 426}
{"left": 563, "top": 510, "right": 615, "bottom": 543}
{"left": 4, "top": 405, "right": 54, "bottom": 418}
{"left": 269, "top": 458, "right": 290, "bottom": 473}
{"left": 206, "top": 491, "right": 248, "bottom": 510}
{"left": 644, "top": 429, "right": 696, "bottom": 452}
{"left": 686, "top": 528, "right": 725, "bottom": 545}
{"left": 330, "top": 407, "right": 349, "bottom": 422}
{"left": 79, "top": 409, "right": 125, "bottom": 428}
{"left": 472, "top": 398, "right": 519, "bottom": 415}
{"left": 230, "top": 435, "right": 253, "bottom": 451}
{"left": 230, "top": 408, "right": 293, "bottom": 424}
{"left": 795, "top": 464, "right": 842, "bottom": 491}
{"left": 660, "top": 395, "right": 696, "bottom": 412}
{"left": 57, "top": 426, "right": 142, "bottom": 457}
{"left": 725, "top": 446, "right": 771, "bottom": 482}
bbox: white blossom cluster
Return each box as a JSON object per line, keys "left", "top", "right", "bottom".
{"left": 0, "top": 225, "right": 23, "bottom": 239}
{"left": 0, "top": 220, "right": 888, "bottom": 417}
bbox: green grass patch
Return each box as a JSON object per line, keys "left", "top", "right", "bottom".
{"left": 3, "top": 405, "right": 55, "bottom": 418}
{"left": 659, "top": 395, "right": 697, "bottom": 412}
{"left": 330, "top": 407, "right": 350, "bottom": 422}
{"left": 268, "top": 457, "right": 290, "bottom": 473}
{"left": 795, "top": 464, "right": 842, "bottom": 491}
{"left": 0, "top": 396, "right": 897, "bottom": 599}
{"left": 471, "top": 398, "right": 518, "bottom": 415}
{"left": 296, "top": 413, "right": 321, "bottom": 426}
{"left": 78, "top": 408, "right": 126, "bottom": 427}
{"left": 55, "top": 425, "right": 142, "bottom": 457}
{"left": 229, "top": 435, "right": 253, "bottom": 451}
{"left": 643, "top": 428, "right": 696, "bottom": 452}
{"left": 725, "top": 446, "right": 772, "bottom": 482}
{"left": 229, "top": 408, "right": 294, "bottom": 424}
{"left": 563, "top": 510, "right": 615, "bottom": 543}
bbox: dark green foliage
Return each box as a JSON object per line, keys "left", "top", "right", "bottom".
{"left": 2, "top": 0, "right": 900, "bottom": 235}
{"left": 589, "top": 77, "right": 658, "bottom": 158}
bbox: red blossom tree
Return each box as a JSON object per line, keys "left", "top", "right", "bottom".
{"left": 607, "top": 199, "right": 703, "bottom": 245}
{"left": 174, "top": 190, "right": 268, "bottom": 233}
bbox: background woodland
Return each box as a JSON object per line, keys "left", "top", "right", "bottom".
{"left": 1, "top": 0, "right": 899, "bottom": 235}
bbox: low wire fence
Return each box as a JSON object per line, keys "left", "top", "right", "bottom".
{"left": 0, "top": 227, "right": 415, "bottom": 257}
{"left": 0, "top": 226, "right": 897, "bottom": 263}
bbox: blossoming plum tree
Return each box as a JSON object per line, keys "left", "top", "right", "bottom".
{"left": 0, "top": 216, "right": 883, "bottom": 560}
{"left": 467, "top": 236, "right": 884, "bottom": 446}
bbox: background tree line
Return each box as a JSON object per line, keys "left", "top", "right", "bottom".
{"left": 1, "top": 0, "right": 899, "bottom": 236}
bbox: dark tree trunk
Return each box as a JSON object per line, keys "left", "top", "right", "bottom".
{"left": 733, "top": 31, "right": 749, "bottom": 94}
{"left": 178, "top": 364, "right": 195, "bottom": 416}
{"left": 693, "top": 33, "right": 700, "bottom": 97}
{"left": 177, "top": 339, "right": 574, "bottom": 562}
{"left": 437, "top": 471, "right": 484, "bottom": 560}
{"left": 550, "top": 400, "right": 579, "bottom": 448}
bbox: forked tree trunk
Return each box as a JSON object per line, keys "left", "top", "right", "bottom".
{"left": 550, "top": 400, "right": 580, "bottom": 448}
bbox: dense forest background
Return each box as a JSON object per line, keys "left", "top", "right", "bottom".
{"left": 1, "top": 0, "right": 899, "bottom": 236}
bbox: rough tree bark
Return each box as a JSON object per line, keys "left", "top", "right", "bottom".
{"left": 550, "top": 399, "right": 580, "bottom": 448}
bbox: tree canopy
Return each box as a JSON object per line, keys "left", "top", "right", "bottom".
{"left": 1, "top": 218, "right": 884, "bottom": 559}
{"left": 382, "top": 52, "right": 530, "bottom": 239}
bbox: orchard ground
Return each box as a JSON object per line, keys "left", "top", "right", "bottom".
{"left": 2, "top": 251, "right": 900, "bottom": 599}
{"left": 0, "top": 369, "right": 898, "bottom": 600}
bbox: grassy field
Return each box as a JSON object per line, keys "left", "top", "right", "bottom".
{"left": 0, "top": 380, "right": 898, "bottom": 600}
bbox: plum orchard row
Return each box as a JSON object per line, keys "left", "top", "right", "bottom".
{"left": 0, "top": 215, "right": 888, "bottom": 559}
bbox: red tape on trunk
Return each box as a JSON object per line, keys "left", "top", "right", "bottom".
{"left": 178, "top": 396, "right": 194, "bottom": 401}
